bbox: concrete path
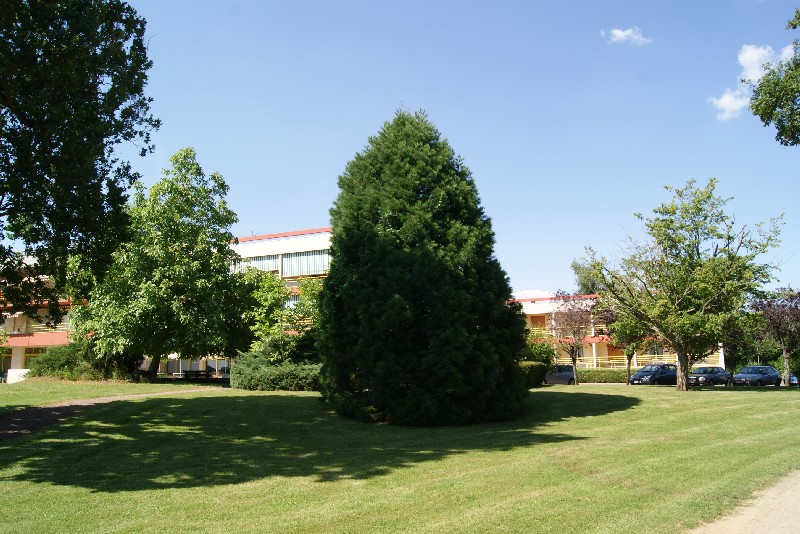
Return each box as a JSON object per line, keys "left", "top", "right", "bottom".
{"left": 689, "top": 470, "right": 800, "bottom": 533}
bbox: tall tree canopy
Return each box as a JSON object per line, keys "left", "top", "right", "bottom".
{"left": 570, "top": 258, "right": 601, "bottom": 295}
{"left": 0, "top": 0, "right": 159, "bottom": 320}
{"left": 319, "top": 110, "right": 528, "bottom": 425}
{"left": 591, "top": 179, "right": 780, "bottom": 390}
{"left": 73, "top": 148, "right": 244, "bottom": 376}
{"left": 748, "top": 8, "right": 800, "bottom": 146}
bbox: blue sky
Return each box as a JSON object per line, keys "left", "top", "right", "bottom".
{"left": 126, "top": 0, "right": 798, "bottom": 295}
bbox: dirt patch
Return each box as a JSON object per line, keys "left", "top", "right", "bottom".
{"left": 0, "top": 388, "right": 210, "bottom": 442}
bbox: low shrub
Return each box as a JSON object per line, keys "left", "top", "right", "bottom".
{"left": 27, "top": 343, "right": 103, "bottom": 380}
{"left": 26, "top": 341, "right": 139, "bottom": 381}
{"left": 231, "top": 357, "right": 321, "bottom": 391}
{"left": 577, "top": 368, "right": 630, "bottom": 383}
{"left": 519, "top": 361, "right": 548, "bottom": 388}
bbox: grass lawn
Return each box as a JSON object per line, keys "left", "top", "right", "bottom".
{"left": 1, "top": 382, "right": 799, "bottom": 533}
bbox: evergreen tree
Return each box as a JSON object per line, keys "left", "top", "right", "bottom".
{"left": 319, "top": 110, "right": 528, "bottom": 425}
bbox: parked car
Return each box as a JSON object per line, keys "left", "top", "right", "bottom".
{"left": 630, "top": 363, "right": 677, "bottom": 385}
{"left": 732, "top": 365, "right": 782, "bottom": 386}
{"left": 544, "top": 364, "right": 576, "bottom": 385}
{"left": 688, "top": 366, "right": 732, "bottom": 387}
{"left": 791, "top": 374, "right": 799, "bottom": 386}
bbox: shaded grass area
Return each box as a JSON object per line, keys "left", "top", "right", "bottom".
{"left": 1, "top": 385, "right": 799, "bottom": 533}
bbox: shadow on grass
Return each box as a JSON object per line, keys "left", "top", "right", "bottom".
{"left": 0, "top": 389, "right": 638, "bottom": 492}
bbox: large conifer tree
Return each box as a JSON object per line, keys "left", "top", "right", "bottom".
{"left": 319, "top": 110, "right": 527, "bottom": 425}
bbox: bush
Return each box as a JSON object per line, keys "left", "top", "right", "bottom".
{"left": 520, "top": 340, "right": 555, "bottom": 365}
{"left": 519, "top": 361, "right": 548, "bottom": 388}
{"left": 26, "top": 341, "right": 140, "bottom": 381}
{"left": 577, "top": 368, "right": 629, "bottom": 383}
{"left": 231, "top": 356, "right": 321, "bottom": 391}
{"left": 26, "top": 343, "right": 107, "bottom": 380}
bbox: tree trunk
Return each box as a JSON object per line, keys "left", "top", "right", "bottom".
{"left": 783, "top": 345, "right": 791, "bottom": 386}
{"left": 675, "top": 350, "right": 689, "bottom": 391}
{"left": 571, "top": 354, "right": 580, "bottom": 385}
{"left": 625, "top": 352, "right": 633, "bottom": 385}
{"left": 143, "top": 353, "right": 163, "bottom": 379}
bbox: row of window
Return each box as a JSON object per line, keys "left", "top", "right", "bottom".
{"left": 233, "top": 250, "right": 330, "bottom": 278}
{"left": 0, "top": 347, "right": 45, "bottom": 372}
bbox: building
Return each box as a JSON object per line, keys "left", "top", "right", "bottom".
{"left": 2, "top": 303, "right": 72, "bottom": 383}
{"left": 2, "top": 226, "right": 724, "bottom": 380}
{"left": 516, "top": 295, "right": 724, "bottom": 369}
{"left": 231, "top": 227, "right": 331, "bottom": 281}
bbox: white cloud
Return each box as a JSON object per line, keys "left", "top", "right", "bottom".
{"left": 738, "top": 44, "right": 776, "bottom": 83}
{"left": 710, "top": 43, "right": 794, "bottom": 120}
{"left": 512, "top": 289, "right": 554, "bottom": 300}
{"left": 707, "top": 88, "right": 750, "bottom": 120}
{"left": 601, "top": 27, "right": 652, "bottom": 46}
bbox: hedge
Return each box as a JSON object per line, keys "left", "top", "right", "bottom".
{"left": 519, "top": 361, "right": 548, "bottom": 388}
{"left": 231, "top": 359, "right": 322, "bottom": 391}
{"left": 577, "top": 368, "right": 630, "bottom": 383}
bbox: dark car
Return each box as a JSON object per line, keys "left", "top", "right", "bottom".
{"left": 688, "top": 366, "right": 732, "bottom": 387}
{"left": 732, "top": 365, "right": 782, "bottom": 386}
{"left": 544, "top": 364, "right": 576, "bottom": 385}
{"left": 630, "top": 363, "right": 677, "bottom": 385}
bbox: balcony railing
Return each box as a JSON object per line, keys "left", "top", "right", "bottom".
{"left": 9, "top": 321, "right": 72, "bottom": 334}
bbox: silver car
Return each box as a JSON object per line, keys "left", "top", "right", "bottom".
{"left": 733, "top": 365, "right": 782, "bottom": 386}
{"left": 545, "top": 364, "right": 576, "bottom": 385}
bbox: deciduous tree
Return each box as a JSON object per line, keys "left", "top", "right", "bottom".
{"left": 748, "top": 8, "right": 800, "bottom": 146}
{"left": 0, "top": 0, "right": 159, "bottom": 321}
{"left": 591, "top": 179, "right": 780, "bottom": 390}
{"left": 319, "top": 110, "right": 528, "bottom": 425}
{"left": 752, "top": 288, "right": 800, "bottom": 385}
{"left": 73, "top": 148, "right": 242, "bottom": 376}
{"left": 551, "top": 290, "right": 595, "bottom": 385}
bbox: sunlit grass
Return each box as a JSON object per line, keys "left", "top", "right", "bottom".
{"left": 1, "top": 383, "right": 799, "bottom": 533}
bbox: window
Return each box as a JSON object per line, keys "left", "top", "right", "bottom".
{"left": 24, "top": 347, "right": 46, "bottom": 368}
{"left": 282, "top": 250, "right": 330, "bottom": 278}
{"left": 1, "top": 349, "right": 10, "bottom": 373}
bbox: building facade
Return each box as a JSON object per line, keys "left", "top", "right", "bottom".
{"left": 516, "top": 295, "right": 724, "bottom": 368}
{"left": 2, "top": 226, "right": 724, "bottom": 380}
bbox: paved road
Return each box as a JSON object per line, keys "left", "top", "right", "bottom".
{"left": 689, "top": 470, "right": 800, "bottom": 533}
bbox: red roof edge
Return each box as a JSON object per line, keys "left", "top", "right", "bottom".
{"left": 513, "top": 294, "right": 598, "bottom": 303}
{"left": 235, "top": 227, "right": 332, "bottom": 244}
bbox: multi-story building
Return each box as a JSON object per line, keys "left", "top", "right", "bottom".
{"left": 1, "top": 226, "right": 723, "bottom": 381}
{"left": 517, "top": 295, "right": 724, "bottom": 368}
{"left": 231, "top": 227, "right": 331, "bottom": 281}
{"left": 2, "top": 303, "right": 72, "bottom": 383}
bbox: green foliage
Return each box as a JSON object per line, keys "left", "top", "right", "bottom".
{"left": 246, "top": 269, "right": 292, "bottom": 357}
{"left": 748, "top": 8, "right": 800, "bottom": 146}
{"left": 26, "top": 340, "right": 138, "bottom": 380}
{"left": 247, "top": 275, "right": 322, "bottom": 363}
{"left": 591, "top": 179, "right": 780, "bottom": 390}
{"left": 73, "top": 148, "right": 245, "bottom": 376}
{"left": 319, "top": 110, "right": 528, "bottom": 425}
{"left": 0, "top": 0, "right": 160, "bottom": 322}
{"left": 230, "top": 356, "right": 321, "bottom": 391}
{"left": 577, "top": 368, "right": 629, "bottom": 383}
{"left": 519, "top": 361, "right": 547, "bottom": 388}
{"left": 570, "top": 258, "right": 601, "bottom": 295}
{"left": 751, "top": 287, "right": 800, "bottom": 383}
{"left": 520, "top": 334, "right": 555, "bottom": 365}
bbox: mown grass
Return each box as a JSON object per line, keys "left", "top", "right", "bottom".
{"left": 1, "top": 382, "right": 799, "bottom": 533}
{"left": 0, "top": 377, "right": 219, "bottom": 416}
